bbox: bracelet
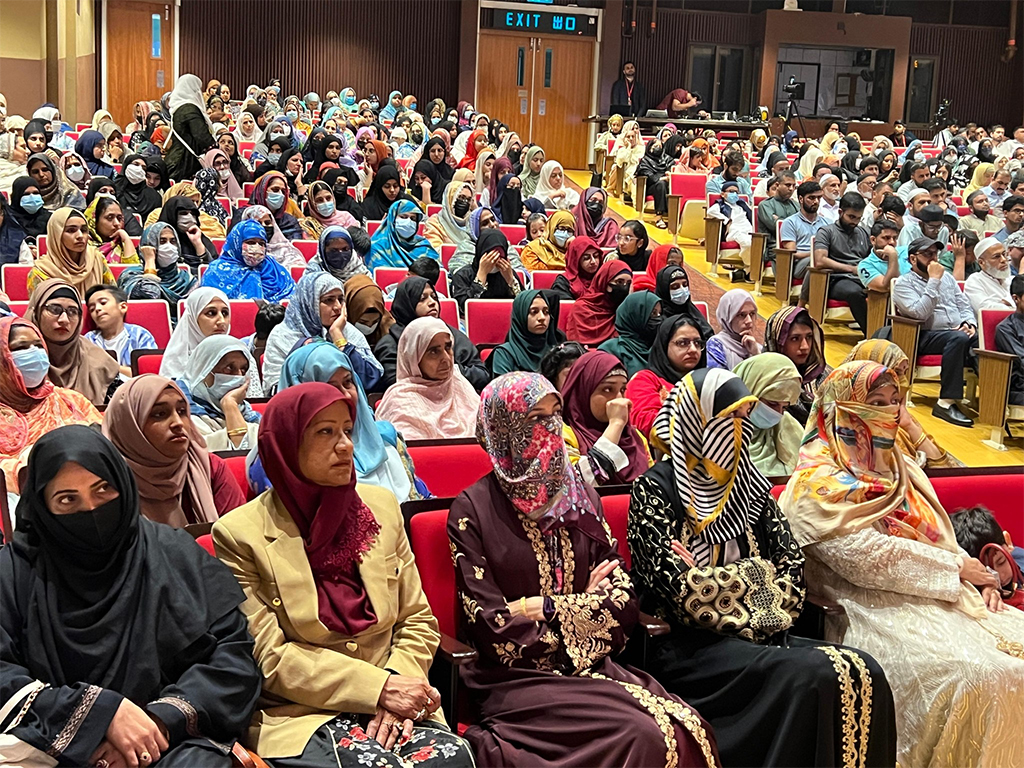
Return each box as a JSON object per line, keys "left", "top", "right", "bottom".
{"left": 333, "top": 336, "right": 348, "bottom": 349}
{"left": 913, "top": 431, "right": 930, "bottom": 449}
{"left": 143, "top": 267, "right": 158, "bottom": 275}
{"left": 226, "top": 427, "right": 248, "bottom": 437}
{"left": 519, "top": 596, "right": 527, "bottom": 615}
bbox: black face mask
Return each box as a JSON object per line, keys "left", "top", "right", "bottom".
{"left": 650, "top": 145, "right": 664, "bottom": 158}
{"left": 453, "top": 198, "right": 471, "bottom": 217}
{"left": 325, "top": 247, "right": 353, "bottom": 271}
{"left": 644, "top": 312, "right": 663, "bottom": 342}
{"left": 263, "top": 224, "right": 275, "bottom": 241}
{"left": 608, "top": 283, "right": 630, "bottom": 307}
{"left": 509, "top": 148, "right": 522, "bottom": 165}
{"left": 586, "top": 200, "right": 604, "bottom": 223}
{"left": 50, "top": 498, "right": 124, "bottom": 567}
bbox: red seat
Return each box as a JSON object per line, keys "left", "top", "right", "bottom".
{"left": 426, "top": 205, "right": 442, "bottom": 217}
{"left": 465, "top": 299, "right": 513, "bottom": 346}
{"left": 195, "top": 533, "right": 217, "bottom": 556}
{"left": 367, "top": 220, "right": 382, "bottom": 235}
{"left": 441, "top": 244, "right": 456, "bottom": 269}
{"left": 292, "top": 240, "right": 317, "bottom": 261}
{"left": 721, "top": 240, "right": 741, "bottom": 250}
{"left": 405, "top": 441, "right": 492, "bottom": 498}
{"left": 408, "top": 509, "right": 456, "bottom": 637}
{"left": 216, "top": 196, "right": 232, "bottom": 215}
{"left": 5, "top": 301, "right": 28, "bottom": 316}
{"left": 557, "top": 300, "right": 575, "bottom": 332}
{"left": 498, "top": 224, "right": 526, "bottom": 244}
{"left": 825, "top": 299, "right": 849, "bottom": 309}
{"left": 668, "top": 173, "right": 709, "bottom": 200}
{"left": 600, "top": 494, "right": 632, "bottom": 570}
{"left": 693, "top": 301, "right": 709, "bottom": 320}
{"left": 933, "top": 474, "right": 1024, "bottom": 545}
{"left": 133, "top": 350, "right": 164, "bottom": 376}
{"left": 917, "top": 354, "right": 943, "bottom": 367}
{"left": 243, "top": 182, "right": 255, "bottom": 198}
{"left": 220, "top": 454, "right": 256, "bottom": 502}
{"left": 178, "top": 299, "right": 261, "bottom": 338}
{"left": 532, "top": 271, "right": 562, "bottom": 290}
{"left": 374, "top": 269, "right": 449, "bottom": 297}
{"left": 1, "top": 265, "right": 32, "bottom": 301}
{"left": 212, "top": 238, "right": 226, "bottom": 255}
{"left": 980, "top": 308, "right": 1013, "bottom": 349}
{"left": 290, "top": 266, "right": 306, "bottom": 282}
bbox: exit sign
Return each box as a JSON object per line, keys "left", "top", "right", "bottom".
{"left": 481, "top": 7, "right": 597, "bottom": 36}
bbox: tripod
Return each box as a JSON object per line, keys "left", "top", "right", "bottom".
{"left": 785, "top": 98, "right": 808, "bottom": 141}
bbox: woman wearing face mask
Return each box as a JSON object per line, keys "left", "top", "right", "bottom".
{"left": 27, "top": 208, "right": 115, "bottom": 295}
{"left": 520, "top": 209, "right": 576, "bottom": 271}
{"left": 158, "top": 195, "right": 218, "bottom": 271}
{"left": 307, "top": 223, "right": 370, "bottom": 282}
{"left": 301, "top": 180, "right": 359, "bottom": 240}
{"left": 344, "top": 274, "right": 395, "bottom": 348}
{"left": 254, "top": 116, "right": 296, "bottom": 161}
{"left": 598, "top": 290, "right": 662, "bottom": 378}
{"left": 549, "top": 234, "right": 602, "bottom": 301}
{"left": 489, "top": 289, "right": 564, "bottom": 377}
{"left": 321, "top": 167, "right": 364, "bottom": 222}
{"left": 201, "top": 145, "right": 245, "bottom": 199}
{"left": 611, "top": 219, "right": 650, "bottom": 271}
{"left": 250, "top": 170, "right": 305, "bottom": 240}
{"left": 84, "top": 194, "right": 140, "bottom": 264}
{"left": 571, "top": 186, "right": 619, "bottom": 247}
{"left": 531, "top": 159, "right": 580, "bottom": 210}
{"left": 447, "top": 206, "right": 522, "bottom": 273}
{"left": 25, "top": 153, "right": 86, "bottom": 212}
{"left": 9, "top": 177, "right": 52, "bottom": 247}
{"left": 367, "top": 197, "right": 438, "bottom": 270}
{"left": 112, "top": 152, "right": 161, "bottom": 221}
{"left": 0, "top": 316, "right": 102, "bottom": 492}
{"left": 451, "top": 228, "right": 524, "bottom": 313}
{"left": 706, "top": 288, "right": 761, "bottom": 370}
{"left": 654, "top": 264, "right": 713, "bottom": 340}
{"left": 119, "top": 221, "right": 197, "bottom": 309}
{"left": 733, "top": 352, "right": 804, "bottom": 476}
{"left": 0, "top": 189, "right": 29, "bottom": 265}
{"left": 560, "top": 349, "right": 652, "bottom": 486}
{"left": 566, "top": 259, "right": 632, "bottom": 346}
{"left": 487, "top": 163, "right": 523, "bottom": 225}
{"left": 57, "top": 151, "right": 92, "bottom": 193}
{"left": 238, "top": 204, "right": 306, "bottom": 268}
{"left": 165, "top": 74, "right": 217, "bottom": 181}
{"left": 176, "top": 334, "right": 261, "bottom": 450}
{"left": 200, "top": 219, "right": 295, "bottom": 302}
{"left": 423, "top": 180, "right": 474, "bottom": 251}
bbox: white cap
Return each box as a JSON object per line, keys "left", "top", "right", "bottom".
{"left": 908, "top": 188, "right": 929, "bottom": 202}
{"left": 975, "top": 236, "right": 1004, "bottom": 259}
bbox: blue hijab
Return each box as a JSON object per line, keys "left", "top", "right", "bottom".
{"left": 75, "top": 130, "right": 116, "bottom": 176}
{"left": 367, "top": 198, "right": 438, "bottom": 269}
{"left": 200, "top": 219, "right": 295, "bottom": 302}
{"left": 379, "top": 91, "right": 403, "bottom": 122}
{"left": 280, "top": 341, "right": 392, "bottom": 475}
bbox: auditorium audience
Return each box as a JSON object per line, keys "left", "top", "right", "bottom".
{"left": 0, "top": 425, "right": 261, "bottom": 767}
{"left": 8, "top": 177, "right": 52, "bottom": 251}
{"left": 367, "top": 197, "right": 438, "bottom": 270}
{"left": 757, "top": 170, "right": 799, "bottom": 267}
{"left": 857, "top": 219, "right": 910, "bottom": 292}
{"left": 447, "top": 370, "right": 717, "bottom": 766}
{"left": 566, "top": 258, "right": 632, "bottom": 345}
{"left": 249, "top": 171, "right": 305, "bottom": 240}
{"left": 705, "top": 288, "right": 761, "bottom": 369}
{"left": 598, "top": 289, "right": 661, "bottom": 377}
{"left": 27, "top": 208, "right": 114, "bottom": 295}
{"left": 26, "top": 152, "right": 86, "bottom": 212}
{"left": 520, "top": 209, "right": 575, "bottom": 271}
{"left": 734, "top": 352, "right": 804, "bottom": 475}
{"left": 159, "top": 286, "right": 231, "bottom": 375}
{"left": 113, "top": 152, "right": 162, "bottom": 220}
{"left": 965, "top": 237, "right": 1015, "bottom": 312}
{"left": 213, "top": 383, "right": 474, "bottom": 767}
{"left": 633, "top": 242, "right": 682, "bottom": 292}
{"left": 707, "top": 179, "right": 754, "bottom": 283}
{"left": 783, "top": 361, "right": 1023, "bottom": 768}
{"left": 517, "top": 145, "right": 545, "bottom": 197}
{"left": 0, "top": 191, "right": 28, "bottom": 265}
{"left": 549, "top": 234, "right": 601, "bottom": 301}
{"left": 201, "top": 219, "right": 296, "bottom": 302}
{"left": 629, "top": 367, "right": 896, "bottom": 768}
{"left": 165, "top": 74, "right": 216, "bottom": 180}
{"left": 950, "top": 505, "right": 1024, "bottom": 610}
{"left": 83, "top": 284, "right": 156, "bottom": 374}
{"left": 611, "top": 219, "right": 650, "bottom": 271}
{"left": 763, "top": 306, "right": 831, "bottom": 424}
{"left": 654, "top": 264, "right": 713, "bottom": 340}
{"left": 995, "top": 194, "right": 1024, "bottom": 242}
{"left": 959, "top": 189, "right": 1003, "bottom": 236}
{"left": 450, "top": 206, "right": 523, "bottom": 274}
{"left": 489, "top": 289, "right": 563, "bottom": 377}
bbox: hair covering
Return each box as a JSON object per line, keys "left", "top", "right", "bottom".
{"left": 75, "top": 130, "right": 115, "bottom": 176}
{"left": 560, "top": 235, "right": 601, "bottom": 298}
{"left": 102, "top": 375, "right": 218, "bottom": 526}
{"left": 344, "top": 275, "right": 395, "bottom": 348}
{"left": 9, "top": 176, "right": 52, "bottom": 237}
{"left": 237, "top": 204, "right": 304, "bottom": 268}
{"left": 431, "top": 180, "right": 474, "bottom": 246}
{"left": 598, "top": 290, "right": 661, "bottom": 378}
{"left": 521, "top": 209, "right": 575, "bottom": 271}
{"left": 477, "top": 371, "right": 602, "bottom": 535}
{"left": 733, "top": 353, "right": 803, "bottom": 476}
{"left": 169, "top": 73, "right": 214, "bottom": 132}
{"left": 110, "top": 153, "right": 161, "bottom": 219}
{"left": 709, "top": 288, "right": 761, "bottom": 369}
{"left": 518, "top": 145, "right": 545, "bottom": 197}
{"left": 158, "top": 286, "right": 231, "bottom": 379}
{"left": 31, "top": 208, "right": 111, "bottom": 296}
{"left": 276, "top": 271, "right": 346, "bottom": 355}
{"left": 306, "top": 224, "right": 369, "bottom": 281}
{"left": 456, "top": 129, "right": 487, "bottom": 170}
{"left": 566, "top": 259, "right": 631, "bottom": 345}
{"left": 257, "top": 382, "right": 380, "bottom": 635}
{"left": 647, "top": 314, "right": 707, "bottom": 385}
{"left": 531, "top": 160, "right": 576, "bottom": 207}
{"left": 200, "top": 219, "right": 294, "bottom": 302}
{"left": 359, "top": 162, "right": 405, "bottom": 222}
{"left": 25, "top": 152, "right": 76, "bottom": 211}
{"left": 201, "top": 146, "right": 244, "bottom": 199}
{"left": 178, "top": 334, "right": 260, "bottom": 422}
{"left": 156, "top": 195, "right": 218, "bottom": 269}
{"left": 635, "top": 243, "right": 680, "bottom": 293}
{"left": 25, "top": 279, "right": 120, "bottom": 406}
{"left": 473, "top": 149, "right": 496, "bottom": 195}
{"left": 83, "top": 194, "right": 134, "bottom": 264}
{"left": 764, "top": 306, "right": 829, "bottom": 400}
{"left": 375, "top": 317, "right": 479, "bottom": 439}
{"left": 119, "top": 222, "right": 196, "bottom": 303}
{"left": 0, "top": 316, "right": 57, "bottom": 414}
{"left": 571, "top": 187, "right": 619, "bottom": 248}
{"left": 655, "top": 265, "right": 713, "bottom": 340}
{"left": 491, "top": 289, "right": 562, "bottom": 374}
{"left": 367, "top": 197, "right": 438, "bottom": 269}
{"left": 653, "top": 368, "right": 767, "bottom": 566}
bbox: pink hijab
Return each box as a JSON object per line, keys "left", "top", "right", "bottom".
{"left": 201, "top": 147, "right": 243, "bottom": 199}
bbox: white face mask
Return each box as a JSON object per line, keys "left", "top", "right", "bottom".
{"left": 124, "top": 163, "right": 147, "bottom": 184}
{"left": 156, "top": 242, "right": 179, "bottom": 267}
{"left": 65, "top": 164, "right": 85, "bottom": 181}
{"left": 218, "top": 168, "right": 231, "bottom": 181}
{"left": 670, "top": 287, "right": 690, "bottom": 304}
{"left": 354, "top": 320, "right": 379, "bottom": 335}
{"left": 207, "top": 373, "right": 247, "bottom": 402}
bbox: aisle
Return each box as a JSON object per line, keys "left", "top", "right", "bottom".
{"left": 565, "top": 169, "right": 1024, "bottom": 469}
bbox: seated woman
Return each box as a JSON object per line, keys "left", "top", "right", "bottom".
{"left": 0, "top": 316, "right": 101, "bottom": 493}
{"left": 487, "top": 163, "right": 523, "bottom": 225}
{"left": 103, "top": 374, "right": 245, "bottom": 525}
{"left": 655, "top": 264, "right": 713, "bottom": 340}
{"left": 84, "top": 194, "right": 140, "bottom": 264}
{"left": 119, "top": 221, "right": 198, "bottom": 310}
{"left": 302, "top": 225, "right": 368, "bottom": 283}
{"left": 344, "top": 274, "right": 395, "bottom": 349}
{"left": 448, "top": 206, "right": 522, "bottom": 274}
{"left": 262, "top": 270, "right": 382, "bottom": 395}
{"left": 361, "top": 162, "right": 416, "bottom": 223}
{"left": 26, "top": 152, "right": 86, "bottom": 212}
{"left": 549, "top": 234, "right": 601, "bottom": 301}
{"left": 250, "top": 171, "right": 305, "bottom": 240}
{"left": 159, "top": 286, "right": 243, "bottom": 381}
{"left": 448, "top": 371, "right": 719, "bottom": 768}
{"left": 530, "top": 160, "right": 580, "bottom": 211}
{"left": 423, "top": 180, "right": 474, "bottom": 252}
{"left": 157, "top": 195, "right": 219, "bottom": 272}
{"left": 239, "top": 204, "right": 307, "bottom": 269}
{"left": 629, "top": 367, "right": 897, "bottom": 768}
{"left": 782, "top": 361, "right": 1024, "bottom": 768}
{"left": 0, "top": 425, "right": 261, "bottom": 768}
{"left": 376, "top": 317, "right": 480, "bottom": 440}
{"left": 517, "top": 146, "right": 544, "bottom": 198}
{"left": 635, "top": 135, "right": 684, "bottom": 229}
{"left": 301, "top": 180, "right": 359, "bottom": 240}
{"left": 764, "top": 306, "right": 831, "bottom": 424}
{"left": 374, "top": 276, "right": 489, "bottom": 391}
{"left": 733, "top": 352, "right": 804, "bottom": 476}
{"left": 519, "top": 209, "right": 575, "bottom": 272}
{"left": 569, "top": 186, "right": 618, "bottom": 248}
{"left": 248, "top": 341, "right": 428, "bottom": 503}
{"left": 367, "top": 197, "right": 438, "bottom": 270}
{"left": 201, "top": 219, "right": 296, "bottom": 303}
{"left": 705, "top": 288, "right": 761, "bottom": 370}
{"left": 606, "top": 122, "right": 645, "bottom": 204}
{"left": 566, "top": 259, "right": 632, "bottom": 346}
{"left": 213, "top": 383, "right": 474, "bottom": 768}
{"left": 27, "top": 208, "right": 115, "bottom": 296}
{"left": 625, "top": 316, "right": 706, "bottom": 441}
{"left": 451, "top": 229, "right": 524, "bottom": 313}
{"left": 633, "top": 242, "right": 683, "bottom": 293}
{"left": 113, "top": 152, "right": 162, "bottom": 221}
{"left": 612, "top": 219, "right": 650, "bottom": 272}
{"left": 539, "top": 340, "right": 587, "bottom": 392}
{"left": 599, "top": 289, "right": 662, "bottom": 378}
{"left": 177, "top": 334, "right": 261, "bottom": 450}
{"left": 490, "top": 289, "right": 563, "bottom": 378}
{"left": 560, "top": 349, "right": 652, "bottom": 485}
{"left": 843, "top": 339, "right": 962, "bottom": 467}
{"left": 26, "top": 278, "right": 121, "bottom": 407}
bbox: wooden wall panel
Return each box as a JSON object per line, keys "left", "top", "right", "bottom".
{"left": 178, "top": 0, "right": 462, "bottom": 107}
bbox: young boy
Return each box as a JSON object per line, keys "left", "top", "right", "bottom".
{"left": 951, "top": 506, "right": 1024, "bottom": 610}
{"left": 84, "top": 285, "right": 158, "bottom": 377}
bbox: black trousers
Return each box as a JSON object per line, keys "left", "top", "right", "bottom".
{"left": 798, "top": 272, "right": 866, "bottom": 336}
{"left": 916, "top": 328, "right": 978, "bottom": 399}
{"left": 649, "top": 175, "right": 669, "bottom": 215}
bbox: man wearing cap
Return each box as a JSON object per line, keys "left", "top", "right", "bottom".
{"left": 958, "top": 190, "right": 1004, "bottom": 237}
{"left": 898, "top": 203, "right": 949, "bottom": 249}
{"left": 890, "top": 236, "right": 978, "bottom": 426}
{"left": 706, "top": 179, "right": 754, "bottom": 283}
{"left": 810, "top": 191, "right": 872, "bottom": 335}
{"left": 995, "top": 274, "right": 1024, "bottom": 405}
{"left": 965, "top": 238, "right": 1015, "bottom": 312}
{"left": 1006, "top": 230, "right": 1024, "bottom": 276}
{"left": 994, "top": 195, "right": 1024, "bottom": 243}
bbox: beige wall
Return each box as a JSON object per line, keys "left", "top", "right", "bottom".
{"left": 0, "top": 0, "right": 95, "bottom": 123}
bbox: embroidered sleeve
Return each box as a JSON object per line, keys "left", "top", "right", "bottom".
{"left": 549, "top": 564, "right": 634, "bottom": 674}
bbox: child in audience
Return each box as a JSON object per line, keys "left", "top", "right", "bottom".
{"left": 951, "top": 506, "right": 1024, "bottom": 610}
{"left": 83, "top": 284, "right": 157, "bottom": 376}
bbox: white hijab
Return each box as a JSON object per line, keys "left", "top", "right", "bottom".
{"left": 169, "top": 74, "right": 214, "bottom": 131}
{"left": 159, "top": 287, "right": 231, "bottom": 379}
{"left": 531, "top": 160, "right": 579, "bottom": 207}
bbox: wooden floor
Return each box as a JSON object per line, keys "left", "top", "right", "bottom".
{"left": 566, "top": 170, "right": 1024, "bottom": 469}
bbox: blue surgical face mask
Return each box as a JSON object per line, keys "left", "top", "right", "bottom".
{"left": 409, "top": 102, "right": 417, "bottom": 111}
{"left": 394, "top": 217, "right": 418, "bottom": 239}
{"left": 316, "top": 200, "right": 335, "bottom": 217}
{"left": 207, "top": 373, "right": 247, "bottom": 403}
{"left": 266, "top": 191, "right": 285, "bottom": 210}
{"left": 749, "top": 402, "right": 783, "bottom": 430}
{"left": 553, "top": 230, "right": 570, "bottom": 247}
{"left": 20, "top": 194, "right": 44, "bottom": 214}
{"left": 10, "top": 346, "right": 51, "bottom": 389}
{"left": 267, "top": 152, "right": 281, "bottom": 165}
{"left": 370, "top": 100, "right": 380, "bottom": 110}
{"left": 725, "top": 191, "right": 739, "bottom": 204}
{"left": 669, "top": 287, "right": 690, "bottom": 305}
{"left": 285, "top": 109, "right": 299, "bottom": 122}
{"left": 344, "top": 94, "right": 356, "bottom": 106}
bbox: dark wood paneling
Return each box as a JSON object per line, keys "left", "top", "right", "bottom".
{"left": 179, "top": 0, "right": 462, "bottom": 106}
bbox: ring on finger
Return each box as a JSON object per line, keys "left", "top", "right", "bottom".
{"left": 96, "top": 760, "right": 109, "bottom": 768}
{"left": 140, "top": 752, "right": 152, "bottom": 764}
{"left": 415, "top": 707, "right": 427, "bottom": 720}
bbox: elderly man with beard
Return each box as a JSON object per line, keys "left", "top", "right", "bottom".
{"left": 965, "top": 237, "right": 1015, "bottom": 312}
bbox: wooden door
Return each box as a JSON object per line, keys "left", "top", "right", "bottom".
{"left": 530, "top": 37, "right": 594, "bottom": 170}
{"left": 476, "top": 32, "right": 534, "bottom": 143}
{"left": 106, "top": 0, "right": 174, "bottom": 128}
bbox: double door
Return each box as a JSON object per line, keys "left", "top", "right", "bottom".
{"left": 477, "top": 32, "right": 595, "bottom": 171}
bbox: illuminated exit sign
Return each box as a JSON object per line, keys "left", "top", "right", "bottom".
{"left": 481, "top": 7, "right": 597, "bottom": 36}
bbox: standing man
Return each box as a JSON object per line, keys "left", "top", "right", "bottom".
{"left": 611, "top": 61, "right": 647, "bottom": 118}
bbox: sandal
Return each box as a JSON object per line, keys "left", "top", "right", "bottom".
{"left": 655, "top": 219, "right": 668, "bottom": 229}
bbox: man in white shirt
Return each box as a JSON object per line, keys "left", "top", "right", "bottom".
{"left": 897, "top": 162, "right": 931, "bottom": 201}
{"left": 818, "top": 174, "right": 841, "bottom": 223}
{"left": 965, "top": 237, "right": 1015, "bottom": 313}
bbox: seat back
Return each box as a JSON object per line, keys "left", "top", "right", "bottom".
{"left": 195, "top": 533, "right": 217, "bottom": 556}
{"left": 408, "top": 508, "right": 457, "bottom": 637}
{"left": 669, "top": 173, "right": 709, "bottom": 200}
{"left": 979, "top": 308, "right": 1013, "bottom": 351}
{"left": 933, "top": 473, "right": 1024, "bottom": 545}
{"left": 177, "top": 299, "right": 261, "bottom": 338}
{"left": 405, "top": 440, "right": 492, "bottom": 498}
{"left": 600, "top": 493, "right": 632, "bottom": 569}
{"left": 465, "top": 299, "right": 514, "bottom": 345}
{"left": 532, "top": 271, "right": 563, "bottom": 290}
{"left": 375, "top": 269, "right": 450, "bottom": 297}
{"left": 293, "top": 240, "right": 318, "bottom": 261}
{"left": 220, "top": 454, "right": 256, "bottom": 502}
{"left": 693, "top": 301, "right": 709, "bottom": 320}
{"left": 1, "top": 265, "right": 33, "bottom": 301}
{"left": 367, "top": 220, "right": 382, "bottom": 235}
{"left": 440, "top": 244, "right": 457, "bottom": 269}
{"left": 499, "top": 224, "right": 526, "bottom": 243}
{"left": 131, "top": 349, "right": 165, "bottom": 376}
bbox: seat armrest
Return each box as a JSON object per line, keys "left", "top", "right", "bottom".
{"left": 888, "top": 314, "right": 924, "bottom": 326}
{"left": 639, "top": 611, "right": 671, "bottom": 636}
{"left": 439, "top": 633, "right": 478, "bottom": 666}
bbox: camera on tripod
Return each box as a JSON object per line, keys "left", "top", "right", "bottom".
{"left": 933, "top": 98, "right": 952, "bottom": 128}
{"left": 783, "top": 76, "right": 806, "bottom": 101}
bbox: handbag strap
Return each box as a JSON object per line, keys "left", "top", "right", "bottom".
{"left": 0, "top": 681, "right": 45, "bottom": 733}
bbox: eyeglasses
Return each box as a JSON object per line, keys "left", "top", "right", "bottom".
{"left": 42, "top": 303, "right": 81, "bottom": 319}
{"left": 616, "top": 233, "right": 637, "bottom": 243}
{"left": 670, "top": 338, "right": 704, "bottom": 350}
